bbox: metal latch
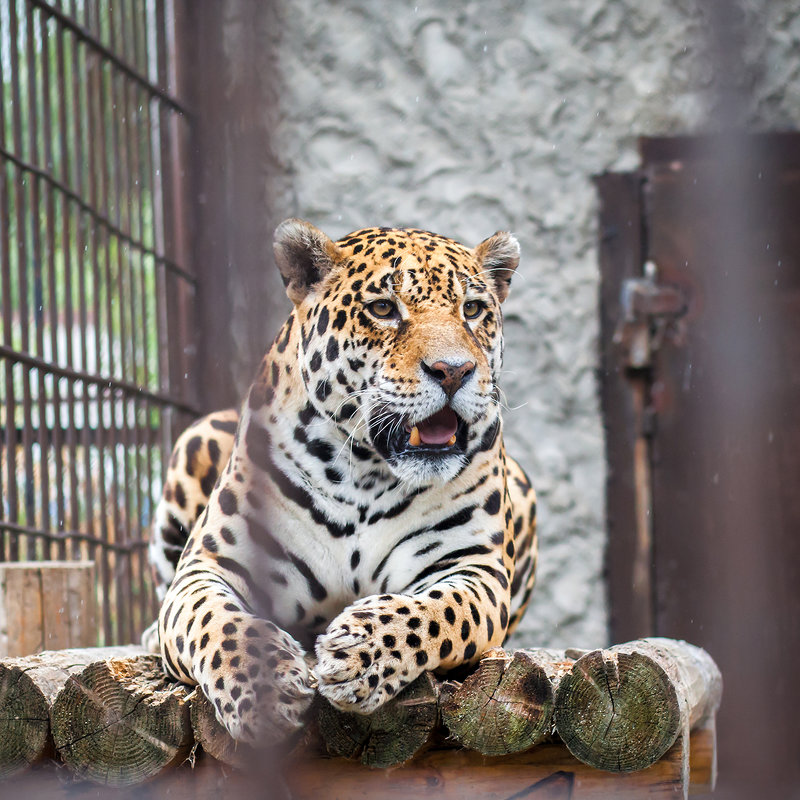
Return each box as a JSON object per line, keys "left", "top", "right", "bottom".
{"left": 615, "top": 262, "right": 688, "bottom": 369}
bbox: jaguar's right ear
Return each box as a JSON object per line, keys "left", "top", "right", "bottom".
{"left": 273, "top": 219, "right": 341, "bottom": 305}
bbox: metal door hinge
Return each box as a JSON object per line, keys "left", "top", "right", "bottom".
{"left": 614, "top": 262, "right": 688, "bottom": 369}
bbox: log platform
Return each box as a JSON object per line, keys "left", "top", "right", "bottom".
{"left": 0, "top": 638, "right": 721, "bottom": 798}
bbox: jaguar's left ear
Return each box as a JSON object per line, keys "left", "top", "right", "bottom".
{"left": 273, "top": 218, "right": 342, "bottom": 305}
{"left": 474, "top": 231, "right": 520, "bottom": 303}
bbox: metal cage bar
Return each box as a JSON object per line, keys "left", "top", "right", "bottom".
{"left": 0, "top": 0, "right": 197, "bottom": 646}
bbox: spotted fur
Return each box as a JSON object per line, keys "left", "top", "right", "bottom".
{"left": 148, "top": 409, "right": 239, "bottom": 603}
{"left": 152, "top": 220, "right": 538, "bottom": 745}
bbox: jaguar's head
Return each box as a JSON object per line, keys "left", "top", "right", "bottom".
{"left": 274, "top": 219, "right": 520, "bottom": 487}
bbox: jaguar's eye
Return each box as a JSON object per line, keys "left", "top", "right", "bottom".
{"left": 367, "top": 299, "right": 399, "bottom": 319}
{"left": 463, "top": 300, "right": 484, "bottom": 319}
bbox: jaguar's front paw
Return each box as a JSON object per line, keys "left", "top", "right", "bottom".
{"left": 201, "top": 619, "right": 314, "bottom": 745}
{"left": 314, "top": 595, "right": 434, "bottom": 713}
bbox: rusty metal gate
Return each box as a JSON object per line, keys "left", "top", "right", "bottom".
{"left": 0, "top": 0, "right": 198, "bottom": 645}
{"left": 597, "top": 133, "right": 800, "bottom": 799}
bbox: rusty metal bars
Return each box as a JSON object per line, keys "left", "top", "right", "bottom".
{"left": 0, "top": 0, "right": 197, "bottom": 645}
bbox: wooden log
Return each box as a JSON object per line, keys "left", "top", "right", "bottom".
{"left": 554, "top": 638, "right": 722, "bottom": 779}
{"left": 0, "top": 646, "right": 142, "bottom": 779}
{"left": 0, "top": 638, "right": 719, "bottom": 791}
{"left": 50, "top": 653, "right": 192, "bottom": 786}
{"left": 440, "top": 647, "right": 574, "bottom": 755}
{"left": 190, "top": 692, "right": 306, "bottom": 796}
{"left": 190, "top": 690, "right": 260, "bottom": 769}
{"left": 0, "top": 562, "right": 97, "bottom": 657}
{"left": 317, "top": 671, "right": 439, "bottom": 768}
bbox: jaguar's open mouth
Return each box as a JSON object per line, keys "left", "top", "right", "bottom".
{"left": 370, "top": 405, "right": 469, "bottom": 462}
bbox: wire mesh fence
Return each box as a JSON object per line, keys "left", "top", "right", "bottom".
{"left": 0, "top": 0, "right": 198, "bottom": 645}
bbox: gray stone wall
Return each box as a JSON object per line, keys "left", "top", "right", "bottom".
{"left": 232, "top": 0, "right": 800, "bottom": 648}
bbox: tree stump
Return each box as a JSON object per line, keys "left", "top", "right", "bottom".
{"left": 0, "top": 646, "right": 142, "bottom": 779}
{"left": 317, "top": 672, "right": 439, "bottom": 768}
{"left": 440, "top": 648, "right": 574, "bottom": 755}
{"left": 50, "top": 653, "right": 192, "bottom": 786}
{"left": 554, "top": 638, "right": 722, "bottom": 776}
{"left": 0, "top": 562, "right": 97, "bottom": 656}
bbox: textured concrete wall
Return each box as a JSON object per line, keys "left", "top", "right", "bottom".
{"left": 222, "top": 1, "right": 800, "bottom": 648}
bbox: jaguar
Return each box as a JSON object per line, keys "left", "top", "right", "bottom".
{"left": 151, "top": 219, "right": 538, "bottom": 744}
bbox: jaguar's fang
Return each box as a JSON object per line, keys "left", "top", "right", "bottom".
{"left": 447, "top": 434, "right": 457, "bottom": 446}
{"left": 408, "top": 426, "right": 421, "bottom": 447}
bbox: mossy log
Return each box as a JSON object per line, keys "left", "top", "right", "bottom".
{"left": 316, "top": 671, "right": 439, "bottom": 768}
{"left": 192, "top": 670, "right": 440, "bottom": 771}
{"left": 440, "top": 647, "right": 574, "bottom": 755}
{"left": 554, "top": 638, "right": 722, "bottom": 777}
{"left": 50, "top": 653, "right": 192, "bottom": 787}
{"left": 0, "top": 645, "right": 142, "bottom": 779}
{"left": 0, "top": 638, "right": 720, "bottom": 793}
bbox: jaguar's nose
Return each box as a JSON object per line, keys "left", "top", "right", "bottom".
{"left": 421, "top": 360, "right": 476, "bottom": 399}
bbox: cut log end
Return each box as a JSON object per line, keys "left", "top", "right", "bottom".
{"left": 0, "top": 665, "right": 51, "bottom": 779}
{"left": 555, "top": 649, "right": 681, "bottom": 772}
{"left": 441, "top": 649, "right": 563, "bottom": 756}
{"left": 0, "top": 646, "right": 144, "bottom": 779}
{"left": 317, "top": 672, "right": 438, "bottom": 769}
{"left": 50, "top": 654, "right": 191, "bottom": 787}
{"left": 554, "top": 639, "right": 722, "bottom": 775}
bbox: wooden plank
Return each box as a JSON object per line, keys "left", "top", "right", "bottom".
{"left": 0, "top": 565, "right": 43, "bottom": 656}
{"left": 0, "top": 736, "right": 701, "bottom": 800}
{"left": 0, "top": 562, "right": 96, "bottom": 656}
{"left": 64, "top": 563, "right": 97, "bottom": 650}
{"left": 0, "top": 756, "right": 269, "bottom": 800}
{"left": 284, "top": 737, "right": 691, "bottom": 800}
{"left": 594, "top": 172, "right": 651, "bottom": 641}
{"left": 688, "top": 720, "right": 716, "bottom": 796}
{"left": 40, "top": 567, "right": 67, "bottom": 651}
